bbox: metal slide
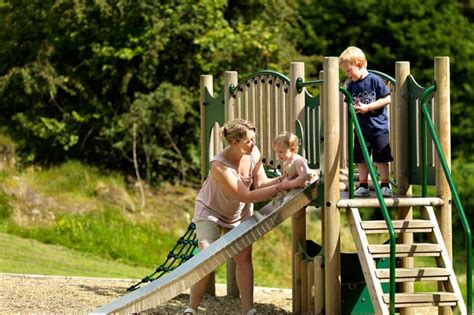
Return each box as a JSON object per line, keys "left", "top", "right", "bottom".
{"left": 91, "top": 176, "right": 320, "bottom": 314}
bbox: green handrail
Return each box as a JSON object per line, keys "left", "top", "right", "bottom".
{"left": 420, "top": 85, "right": 472, "bottom": 313}
{"left": 296, "top": 77, "right": 324, "bottom": 93}
{"left": 368, "top": 70, "right": 396, "bottom": 85}
{"left": 340, "top": 87, "right": 397, "bottom": 315}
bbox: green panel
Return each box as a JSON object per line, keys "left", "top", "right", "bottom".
{"left": 295, "top": 118, "right": 304, "bottom": 155}
{"left": 341, "top": 254, "right": 390, "bottom": 314}
{"left": 304, "top": 90, "right": 321, "bottom": 169}
{"left": 306, "top": 241, "right": 390, "bottom": 314}
{"left": 407, "top": 76, "right": 436, "bottom": 185}
{"left": 203, "top": 88, "right": 225, "bottom": 177}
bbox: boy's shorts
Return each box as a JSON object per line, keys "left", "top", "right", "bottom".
{"left": 195, "top": 220, "right": 230, "bottom": 245}
{"left": 354, "top": 132, "right": 393, "bottom": 164}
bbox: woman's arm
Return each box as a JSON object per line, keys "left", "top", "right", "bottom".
{"left": 211, "top": 160, "right": 281, "bottom": 204}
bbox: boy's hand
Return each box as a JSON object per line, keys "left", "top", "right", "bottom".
{"left": 354, "top": 102, "right": 370, "bottom": 114}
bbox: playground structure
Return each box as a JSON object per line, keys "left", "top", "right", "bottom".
{"left": 91, "top": 57, "right": 471, "bottom": 315}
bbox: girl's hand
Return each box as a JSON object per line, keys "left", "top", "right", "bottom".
{"left": 280, "top": 176, "right": 291, "bottom": 190}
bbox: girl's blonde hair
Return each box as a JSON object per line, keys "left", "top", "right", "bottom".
{"left": 221, "top": 118, "right": 256, "bottom": 143}
{"left": 339, "top": 46, "right": 368, "bottom": 68}
{"left": 273, "top": 131, "right": 299, "bottom": 151}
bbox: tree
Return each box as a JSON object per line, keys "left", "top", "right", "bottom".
{"left": 0, "top": 0, "right": 309, "bottom": 184}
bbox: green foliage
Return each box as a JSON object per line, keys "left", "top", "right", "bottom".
{"left": 451, "top": 158, "right": 474, "bottom": 249}
{"left": 25, "top": 159, "right": 124, "bottom": 196}
{"left": 0, "top": 193, "right": 12, "bottom": 220}
{"left": 0, "top": 0, "right": 309, "bottom": 184}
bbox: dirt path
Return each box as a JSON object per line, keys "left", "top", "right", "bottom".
{"left": 0, "top": 273, "right": 292, "bottom": 314}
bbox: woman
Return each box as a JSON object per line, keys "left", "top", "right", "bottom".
{"left": 184, "top": 119, "right": 288, "bottom": 315}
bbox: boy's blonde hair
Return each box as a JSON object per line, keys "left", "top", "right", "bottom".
{"left": 339, "top": 46, "right": 368, "bottom": 68}
{"left": 273, "top": 131, "right": 299, "bottom": 151}
{"left": 221, "top": 118, "right": 256, "bottom": 143}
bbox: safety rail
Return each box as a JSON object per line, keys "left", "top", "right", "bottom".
{"left": 340, "top": 87, "right": 397, "bottom": 315}
{"left": 420, "top": 84, "right": 472, "bottom": 313}
{"left": 368, "top": 70, "right": 396, "bottom": 85}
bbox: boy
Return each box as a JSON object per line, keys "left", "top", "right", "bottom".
{"left": 339, "top": 46, "right": 393, "bottom": 197}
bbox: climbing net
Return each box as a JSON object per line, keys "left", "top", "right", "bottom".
{"left": 127, "top": 222, "right": 198, "bottom": 292}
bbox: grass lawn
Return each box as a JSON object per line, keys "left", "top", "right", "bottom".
{"left": 0, "top": 232, "right": 151, "bottom": 279}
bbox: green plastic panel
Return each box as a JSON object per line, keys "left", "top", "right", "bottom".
{"left": 304, "top": 90, "right": 321, "bottom": 169}
{"left": 407, "top": 75, "right": 436, "bottom": 185}
{"left": 341, "top": 254, "right": 390, "bottom": 314}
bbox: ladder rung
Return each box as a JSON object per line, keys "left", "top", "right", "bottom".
{"left": 368, "top": 243, "right": 442, "bottom": 258}
{"left": 361, "top": 220, "right": 434, "bottom": 234}
{"left": 376, "top": 267, "right": 450, "bottom": 282}
{"left": 382, "top": 292, "right": 458, "bottom": 308}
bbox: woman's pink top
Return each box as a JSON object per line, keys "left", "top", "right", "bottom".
{"left": 193, "top": 153, "right": 255, "bottom": 228}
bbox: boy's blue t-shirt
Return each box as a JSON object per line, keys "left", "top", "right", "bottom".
{"left": 347, "top": 72, "right": 390, "bottom": 135}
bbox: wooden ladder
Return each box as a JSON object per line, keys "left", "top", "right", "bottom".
{"left": 344, "top": 198, "right": 466, "bottom": 314}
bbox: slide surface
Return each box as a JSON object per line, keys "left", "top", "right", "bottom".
{"left": 91, "top": 175, "right": 320, "bottom": 315}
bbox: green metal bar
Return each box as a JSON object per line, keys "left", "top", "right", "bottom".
{"left": 345, "top": 92, "right": 355, "bottom": 199}
{"left": 368, "top": 70, "right": 396, "bottom": 85}
{"left": 340, "top": 87, "right": 396, "bottom": 315}
{"left": 420, "top": 85, "right": 436, "bottom": 197}
{"left": 421, "top": 92, "right": 472, "bottom": 314}
{"left": 296, "top": 77, "right": 324, "bottom": 93}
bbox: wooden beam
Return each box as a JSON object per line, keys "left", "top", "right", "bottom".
{"left": 337, "top": 196, "right": 443, "bottom": 208}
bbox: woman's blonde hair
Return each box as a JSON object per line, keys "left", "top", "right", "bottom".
{"left": 273, "top": 131, "right": 299, "bottom": 151}
{"left": 339, "top": 46, "right": 368, "bottom": 68}
{"left": 221, "top": 118, "right": 256, "bottom": 143}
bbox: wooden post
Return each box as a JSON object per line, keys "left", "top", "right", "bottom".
{"left": 225, "top": 71, "right": 238, "bottom": 121}
{"left": 307, "top": 260, "right": 315, "bottom": 313}
{"left": 223, "top": 71, "right": 240, "bottom": 298}
{"left": 301, "top": 259, "right": 308, "bottom": 314}
{"left": 200, "top": 75, "right": 216, "bottom": 296}
{"left": 291, "top": 62, "right": 307, "bottom": 314}
{"left": 323, "top": 57, "right": 341, "bottom": 314}
{"left": 319, "top": 70, "right": 325, "bottom": 246}
{"left": 434, "top": 57, "right": 452, "bottom": 258}
{"left": 200, "top": 75, "right": 213, "bottom": 182}
{"left": 295, "top": 252, "right": 304, "bottom": 314}
{"left": 314, "top": 256, "right": 324, "bottom": 314}
{"left": 395, "top": 62, "right": 414, "bottom": 315}
{"left": 435, "top": 57, "right": 452, "bottom": 315}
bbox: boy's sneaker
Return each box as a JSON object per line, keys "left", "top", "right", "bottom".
{"left": 381, "top": 186, "right": 393, "bottom": 197}
{"left": 354, "top": 186, "right": 370, "bottom": 197}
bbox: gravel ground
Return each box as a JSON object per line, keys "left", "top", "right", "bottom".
{"left": 0, "top": 273, "right": 292, "bottom": 314}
